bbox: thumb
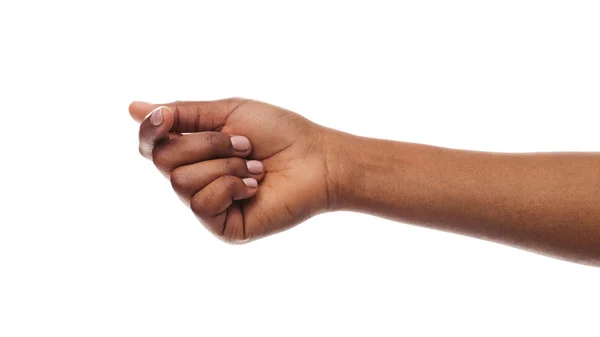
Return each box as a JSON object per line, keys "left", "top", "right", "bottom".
{"left": 129, "top": 98, "right": 249, "bottom": 133}
{"left": 129, "top": 101, "right": 162, "bottom": 122}
{"left": 138, "top": 106, "right": 175, "bottom": 159}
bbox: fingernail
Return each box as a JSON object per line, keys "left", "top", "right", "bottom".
{"left": 230, "top": 136, "right": 250, "bottom": 151}
{"left": 246, "top": 160, "right": 264, "bottom": 174}
{"left": 242, "top": 178, "right": 258, "bottom": 188}
{"left": 149, "top": 107, "right": 163, "bottom": 126}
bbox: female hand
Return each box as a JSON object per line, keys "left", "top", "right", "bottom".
{"left": 129, "top": 98, "right": 337, "bottom": 243}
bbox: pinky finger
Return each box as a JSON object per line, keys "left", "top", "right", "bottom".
{"left": 190, "top": 175, "right": 258, "bottom": 236}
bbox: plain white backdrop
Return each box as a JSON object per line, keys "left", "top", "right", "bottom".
{"left": 1, "top": 1, "right": 599, "bottom": 336}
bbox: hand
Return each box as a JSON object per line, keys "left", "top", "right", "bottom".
{"left": 129, "top": 98, "right": 337, "bottom": 243}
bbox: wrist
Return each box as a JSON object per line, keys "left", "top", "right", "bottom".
{"left": 321, "top": 129, "right": 366, "bottom": 212}
{"left": 321, "top": 131, "right": 432, "bottom": 214}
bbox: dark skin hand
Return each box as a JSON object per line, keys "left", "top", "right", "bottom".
{"left": 130, "top": 98, "right": 600, "bottom": 266}
{"left": 130, "top": 99, "right": 331, "bottom": 242}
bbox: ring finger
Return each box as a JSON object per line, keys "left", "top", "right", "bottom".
{"left": 169, "top": 157, "right": 265, "bottom": 202}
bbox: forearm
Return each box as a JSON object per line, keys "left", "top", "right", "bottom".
{"left": 325, "top": 130, "right": 600, "bottom": 266}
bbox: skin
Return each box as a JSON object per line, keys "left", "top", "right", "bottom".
{"left": 129, "top": 98, "right": 600, "bottom": 266}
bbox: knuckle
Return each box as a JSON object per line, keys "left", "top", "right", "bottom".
{"left": 151, "top": 147, "right": 168, "bottom": 168}
{"left": 169, "top": 168, "right": 187, "bottom": 192}
{"left": 223, "top": 157, "right": 246, "bottom": 175}
{"left": 151, "top": 149, "right": 161, "bottom": 166}
{"left": 220, "top": 175, "right": 238, "bottom": 190}
{"left": 190, "top": 193, "right": 211, "bottom": 215}
{"left": 203, "top": 132, "right": 220, "bottom": 147}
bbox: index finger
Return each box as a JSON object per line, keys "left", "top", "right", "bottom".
{"left": 138, "top": 106, "right": 175, "bottom": 159}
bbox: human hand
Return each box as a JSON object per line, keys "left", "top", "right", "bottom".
{"left": 129, "top": 98, "right": 338, "bottom": 243}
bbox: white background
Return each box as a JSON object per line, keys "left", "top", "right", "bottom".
{"left": 1, "top": 1, "right": 599, "bottom": 336}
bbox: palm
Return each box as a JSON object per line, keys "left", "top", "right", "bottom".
{"left": 219, "top": 100, "right": 329, "bottom": 239}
